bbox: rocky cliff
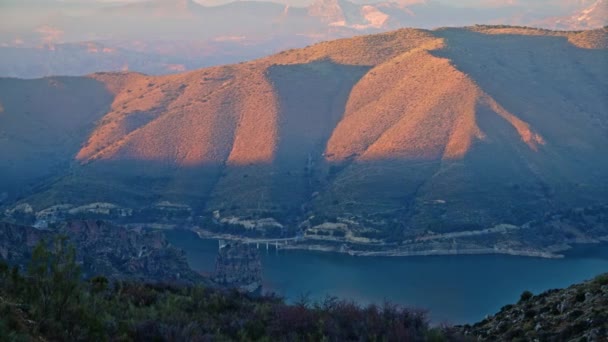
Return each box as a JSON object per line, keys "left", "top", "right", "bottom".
{"left": 213, "top": 242, "right": 262, "bottom": 292}
{"left": 0, "top": 220, "right": 205, "bottom": 284}
{"left": 0, "top": 222, "right": 51, "bottom": 265}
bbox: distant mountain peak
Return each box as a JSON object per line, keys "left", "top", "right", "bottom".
{"left": 151, "top": 0, "right": 194, "bottom": 6}
{"left": 308, "top": 0, "right": 390, "bottom": 29}
{"left": 308, "top": 0, "right": 349, "bottom": 23}
{"left": 156, "top": 0, "right": 199, "bottom": 10}
{"left": 121, "top": 0, "right": 202, "bottom": 15}
{"left": 542, "top": 0, "right": 607, "bottom": 29}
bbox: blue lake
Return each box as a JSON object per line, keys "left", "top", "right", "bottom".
{"left": 166, "top": 230, "right": 608, "bottom": 324}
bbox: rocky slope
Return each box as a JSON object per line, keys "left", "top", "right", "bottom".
{"left": 461, "top": 273, "right": 608, "bottom": 341}
{"left": 213, "top": 241, "right": 262, "bottom": 292}
{"left": 1, "top": 26, "right": 607, "bottom": 252}
{"left": 0, "top": 220, "right": 204, "bottom": 284}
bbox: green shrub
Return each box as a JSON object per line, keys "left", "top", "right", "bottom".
{"left": 593, "top": 274, "right": 608, "bottom": 286}
{"left": 524, "top": 309, "right": 537, "bottom": 320}
{"left": 575, "top": 291, "right": 586, "bottom": 302}
{"left": 520, "top": 290, "right": 534, "bottom": 303}
{"left": 500, "top": 304, "right": 514, "bottom": 312}
{"left": 0, "top": 248, "right": 443, "bottom": 341}
{"left": 568, "top": 310, "right": 584, "bottom": 320}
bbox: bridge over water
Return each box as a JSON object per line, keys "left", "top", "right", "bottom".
{"left": 218, "top": 236, "right": 302, "bottom": 251}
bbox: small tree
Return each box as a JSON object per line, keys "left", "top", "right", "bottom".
{"left": 90, "top": 276, "right": 109, "bottom": 295}
{"left": 27, "top": 236, "right": 83, "bottom": 336}
{"left": 519, "top": 290, "right": 533, "bottom": 303}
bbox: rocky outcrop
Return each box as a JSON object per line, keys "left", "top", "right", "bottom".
{"left": 213, "top": 242, "right": 262, "bottom": 293}
{"left": 0, "top": 220, "right": 205, "bottom": 284}
{"left": 461, "top": 274, "right": 608, "bottom": 341}
{"left": 0, "top": 222, "right": 52, "bottom": 264}
{"left": 64, "top": 220, "right": 204, "bottom": 284}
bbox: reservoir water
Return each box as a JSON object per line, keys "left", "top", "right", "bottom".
{"left": 166, "top": 230, "right": 608, "bottom": 324}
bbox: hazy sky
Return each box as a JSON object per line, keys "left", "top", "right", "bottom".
{"left": 0, "top": 0, "right": 595, "bottom": 9}
{"left": 0, "top": 0, "right": 597, "bottom": 42}
{"left": 0, "top": 0, "right": 592, "bottom": 6}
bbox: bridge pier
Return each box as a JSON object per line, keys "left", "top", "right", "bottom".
{"left": 218, "top": 239, "right": 227, "bottom": 251}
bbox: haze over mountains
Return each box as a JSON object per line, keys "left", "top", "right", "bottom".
{"left": 0, "top": 0, "right": 606, "bottom": 78}
{"left": 541, "top": 0, "right": 608, "bottom": 30}
{"left": 1, "top": 26, "right": 607, "bottom": 244}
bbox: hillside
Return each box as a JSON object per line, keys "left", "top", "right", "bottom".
{"left": 461, "top": 274, "right": 608, "bottom": 341}
{"left": 1, "top": 26, "right": 607, "bottom": 253}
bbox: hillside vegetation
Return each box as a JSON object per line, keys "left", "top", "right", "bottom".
{"left": 461, "top": 274, "right": 608, "bottom": 341}
{"left": 0, "top": 241, "right": 447, "bottom": 341}
{"left": 1, "top": 26, "right": 607, "bottom": 243}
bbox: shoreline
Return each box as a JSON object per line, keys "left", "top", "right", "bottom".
{"left": 281, "top": 244, "right": 565, "bottom": 259}
{"left": 191, "top": 228, "right": 566, "bottom": 259}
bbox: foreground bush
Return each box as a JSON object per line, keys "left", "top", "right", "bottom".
{"left": 0, "top": 239, "right": 448, "bottom": 341}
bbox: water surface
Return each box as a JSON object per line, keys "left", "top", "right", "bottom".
{"left": 166, "top": 230, "right": 608, "bottom": 324}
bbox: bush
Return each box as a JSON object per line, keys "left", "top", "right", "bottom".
{"left": 500, "top": 304, "right": 514, "bottom": 312}
{"left": 593, "top": 274, "right": 608, "bottom": 286}
{"left": 520, "top": 291, "right": 534, "bottom": 302}
{"left": 524, "top": 309, "right": 537, "bottom": 320}
{"left": 568, "top": 310, "right": 584, "bottom": 320}
{"left": 575, "top": 291, "right": 586, "bottom": 302}
{"left": 0, "top": 246, "right": 443, "bottom": 341}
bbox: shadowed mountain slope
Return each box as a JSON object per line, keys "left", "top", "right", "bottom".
{"left": 1, "top": 27, "right": 607, "bottom": 238}
{"left": 0, "top": 77, "right": 113, "bottom": 199}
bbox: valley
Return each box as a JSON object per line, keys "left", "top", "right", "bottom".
{"left": 1, "top": 2, "right": 607, "bottom": 340}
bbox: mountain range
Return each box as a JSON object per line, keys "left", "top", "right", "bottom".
{"left": 1, "top": 26, "right": 607, "bottom": 248}
{"left": 0, "top": 0, "right": 606, "bottom": 78}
